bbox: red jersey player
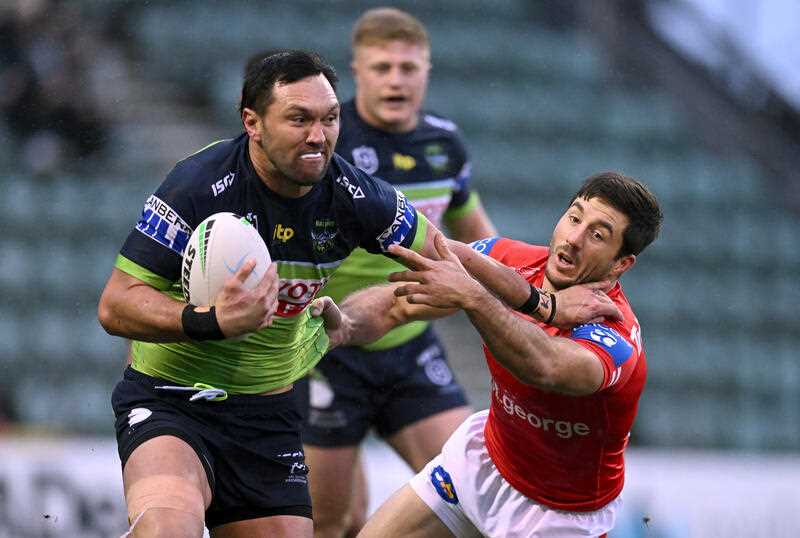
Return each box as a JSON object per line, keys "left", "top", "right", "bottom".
{"left": 317, "top": 171, "right": 663, "bottom": 537}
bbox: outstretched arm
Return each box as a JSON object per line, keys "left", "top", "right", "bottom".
{"left": 395, "top": 230, "right": 623, "bottom": 328}
{"left": 310, "top": 283, "right": 453, "bottom": 350}
{"left": 389, "top": 235, "right": 604, "bottom": 395}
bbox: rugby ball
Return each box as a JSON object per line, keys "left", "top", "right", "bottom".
{"left": 181, "top": 212, "right": 271, "bottom": 306}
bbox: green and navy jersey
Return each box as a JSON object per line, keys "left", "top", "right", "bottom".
{"left": 322, "top": 99, "right": 478, "bottom": 350}
{"left": 115, "top": 132, "right": 428, "bottom": 393}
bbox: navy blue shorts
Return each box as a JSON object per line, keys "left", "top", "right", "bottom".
{"left": 298, "top": 327, "right": 469, "bottom": 446}
{"left": 111, "top": 367, "right": 312, "bottom": 529}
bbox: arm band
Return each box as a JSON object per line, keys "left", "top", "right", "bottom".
{"left": 516, "top": 284, "right": 541, "bottom": 316}
{"left": 182, "top": 305, "right": 226, "bottom": 341}
{"left": 544, "top": 292, "right": 557, "bottom": 325}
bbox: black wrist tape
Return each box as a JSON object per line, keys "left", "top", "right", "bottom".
{"left": 182, "top": 305, "right": 225, "bottom": 341}
{"left": 544, "top": 292, "right": 557, "bottom": 325}
{"left": 516, "top": 284, "right": 541, "bottom": 316}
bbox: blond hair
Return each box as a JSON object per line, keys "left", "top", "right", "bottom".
{"left": 352, "top": 7, "right": 429, "bottom": 50}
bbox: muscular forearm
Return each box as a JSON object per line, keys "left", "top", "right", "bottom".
{"left": 98, "top": 269, "right": 189, "bottom": 342}
{"left": 449, "top": 240, "right": 530, "bottom": 308}
{"left": 338, "top": 285, "right": 404, "bottom": 346}
{"left": 338, "top": 284, "right": 452, "bottom": 346}
{"left": 462, "top": 291, "right": 602, "bottom": 396}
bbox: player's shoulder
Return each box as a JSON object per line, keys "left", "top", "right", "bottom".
{"left": 420, "top": 109, "right": 461, "bottom": 133}
{"left": 329, "top": 153, "right": 397, "bottom": 200}
{"left": 166, "top": 134, "right": 245, "bottom": 193}
{"left": 607, "top": 283, "right": 639, "bottom": 331}
{"left": 470, "top": 237, "right": 548, "bottom": 264}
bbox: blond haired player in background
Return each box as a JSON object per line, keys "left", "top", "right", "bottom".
{"left": 296, "top": 8, "right": 497, "bottom": 537}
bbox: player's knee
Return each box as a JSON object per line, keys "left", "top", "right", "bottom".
{"left": 125, "top": 475, "right": 207, "bottom": 537}
{"left": 124, "top": 507, "right": 205, "bottom": 538}
{"left": 314, "top": 509, "right": 354, "bottom": 538}
{"left": 344, "top": 510, "right": 367, "bottom": 538}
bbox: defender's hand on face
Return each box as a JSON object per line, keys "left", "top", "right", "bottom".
{"left": 550, "top": 281, "right": 623, "bottom": 328}
{"left": 214, "top": 261, "right": 279, "bottom": 337}
{"left": 388, "top": 233, "right": 484, "bottom": 310}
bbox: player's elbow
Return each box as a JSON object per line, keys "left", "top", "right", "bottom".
{"left": 514, "top": 362, "right": 560, "bottom": 391}
{"left": 97, "top": 288, "right": 124, "bottom": 336}
{"left": 514, "top": 358, "right": 597, "bottom": 396}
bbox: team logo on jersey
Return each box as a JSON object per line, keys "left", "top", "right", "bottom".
{"left": 311, "top": 218, "right": 339, "bottom": 253}
{"left": 424, "top": 144, "right": 450, "bottom": 173}
{"left": 135, "top": 195, "right": 191, "bottom": 256}
{"left": 393, "top": 153, "right": 416, "bottom": 171}
{"left": 352, "top": 145, "right": 379, "bottom": 174}
{"left": 430, "top": 465, "right": 459, "bottom": 504}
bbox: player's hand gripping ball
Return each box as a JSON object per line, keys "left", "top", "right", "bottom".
{"left": 181, "top": 212, "right": 271, "bottom": 306}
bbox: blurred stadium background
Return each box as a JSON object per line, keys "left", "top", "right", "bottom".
{"left": 1, "top": 0, "right": 799, "bottom": 536}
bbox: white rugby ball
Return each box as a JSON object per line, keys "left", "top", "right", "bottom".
{"left": 181, "top": 212, "right": 271, "bottom": 306}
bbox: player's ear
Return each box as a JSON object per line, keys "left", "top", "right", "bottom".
{"left": 242, "top": 108, "right": 262, "bottom": 140}
{"left": 611, "top": 254, "right": 636, "bottom": 279}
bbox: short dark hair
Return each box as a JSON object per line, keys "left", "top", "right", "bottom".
{"left": 571, "top": 171, "right": 663, "bottom": 257}
{"left": 239, "top": 50, "right": 338, "bottom": 117}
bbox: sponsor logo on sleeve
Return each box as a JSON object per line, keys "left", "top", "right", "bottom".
{"left": 135, "top": 195, "right": 191, "bottom": 255}
{"left": 377, "top": 190, "right": 416, "bottom": 251}
{"left": 351, "top": 146, "right": 379, "bottom": 175}
{"left": 468, "top": 237, "right": 499, "bottom": 255}
{"left": 430, "top": 465, "right": 459, "bottom": 504}
{"left": 571, "top": 323, "right": 634, "bottom": 367}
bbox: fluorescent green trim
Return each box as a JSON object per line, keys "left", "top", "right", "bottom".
{"left": 183, "top": 139, "right": 229, "bottom": 160}
{"left": 410, "top": 212, "right": 429, "bottom": 253}
{"left": 444, "top": 191, "right": 480, "bottom": 222}
{"left": 114, "top": 255, "right": 174, "bottom": 291}
{"left": 276, "top": 259, "right": 345, "bottom": 279}
{"left": 400, "top": 186, "right": 453, "bottom": 199}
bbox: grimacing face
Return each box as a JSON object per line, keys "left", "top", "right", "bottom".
{"left": 352, "top": 40, "right": 430, "bottom": 133}
{"left": 545, "top": 196, "right": 635, "bottom": 291}
{"left": 247, "top": 74, "right": 340, "bottom": 191}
